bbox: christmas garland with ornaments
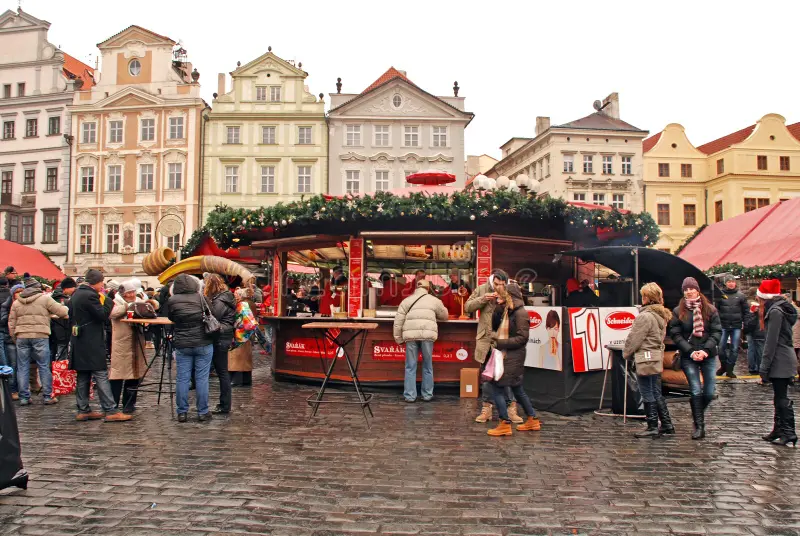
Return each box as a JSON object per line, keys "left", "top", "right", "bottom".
{"left": 705, "top": 261, "right": 800, "bottom": 279}
{"left": 182, "top": 190, "right": 660, "bottom": 255}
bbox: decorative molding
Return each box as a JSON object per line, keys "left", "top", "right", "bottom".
{"left": 340, "top": 152, "right": 367, "bottom": 162}
{"left": 75, "top": 210, "right": 94, "bottom": 224}
{"left": 398, "top": 153, "right": 424, "bottom": 162}
{"left": 122, "top": 41, "right": 147, "bottom": 59}
{"left": 427, "top": 153, "right": 454, "bottom": 163}
{"left": 368, "top": 152, "right": 395, "bottom": 162}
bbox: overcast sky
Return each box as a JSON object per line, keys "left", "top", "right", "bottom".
{"left": 13, "top": 0, "right": 799, "bottom": 159}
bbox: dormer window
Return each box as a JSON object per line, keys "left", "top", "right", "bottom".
{"left": 128, "top": 59, "right": 141, "bottom": 77}
{"left": 392, "top": 95, "right": 402, "bottom": 108}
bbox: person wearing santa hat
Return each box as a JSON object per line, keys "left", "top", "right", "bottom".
{"left": 756, "top": 279, "right": 798, "bottom": 447}
{"left": 668, "top": 277, "right": 722, "bottom": 440}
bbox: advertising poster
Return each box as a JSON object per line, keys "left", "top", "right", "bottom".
{"left": 347, "top": 238, "right": 364, "bottom": 317}
{"left": 372, "top": 341, "right": 471, "bottom": 363}
{"left": 476, "top": 237, "right": 491, "bottom": 287}
{"left": 270, "top": 252, "right": 282, "bottom": 317}
{"left": 284, "top": 337, "right": 339, "bottom": 359}
{"left": 569, "top": 307, "right": 639, "bottom": 372}
{"left": 523, "top": 307, "right": 563, "bottom": 371}
{"left": 598, "top": 307, "right": 638, "bottom": 370}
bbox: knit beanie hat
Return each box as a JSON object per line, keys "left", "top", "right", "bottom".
{"left": 681, "top": 277, "right": 700, "bottom": 292}
{"left": 10, "top": 284, "right": 24, "bottom": 295}
{"left": 757, "top": 279, "right": 781, "bottom": 300}
{"left": 24, "top": 278, "right": 41, "bottom": 290}
{"left": 85, "top": 269, "right": 104, "bottom": 285}
{"left": 60, "top": 277, "right": 77, "bottom": 290}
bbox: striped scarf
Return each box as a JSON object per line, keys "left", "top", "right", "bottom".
{"left": 685, "top": 298, "right": 704, "bottom": 337}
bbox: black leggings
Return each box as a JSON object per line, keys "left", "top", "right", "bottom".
{"left": 772, "top": 378, "right": 791, "bottom": 407}
{"left": 212, "top": 341, "right": 232, "bottom": 411}
{"left": 109, "top": 378, "right": 141, "bottom": 413}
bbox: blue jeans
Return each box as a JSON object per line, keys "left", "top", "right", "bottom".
{"left": 493, "top": 384, "right": 537, "bottom": 420}
{"left": 637, "top": 374, "right": 663, "bottom": 403}
{"left": 16, "top": 338, "right": 53, "bottom": 400}
{"left": 719, "top": 328, "right": 741, "bottom": 367}
{"left": 4, "top": 340, "right": 17, "bottom": 393}
{"left": 175, "top": 345, "right": 213, "bottom": 415}
{"left": 404, "top": 340, "right": 434, "bottom": 401}
{"left": 0, "top": 332, "right": 6, "bottom": 368}
{"left": 746, "top": 335, "right": 764, "bottom": 373}
{"left": 681, "top": 355, "right": 716, "bottom": 399}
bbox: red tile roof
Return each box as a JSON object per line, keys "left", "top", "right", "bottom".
{"left": 62, "top": 52, "right": 95, "bottom": 88}
{"left": 787, "top": 122, "right": 800, "bottom": 141}
{"left": 642, "top": 132, "right": 661, "bottom": 153}
{"left": 696, "top": 124, "right": 755, "bottom": 155}
{"left": 362, "top": 67, "right": 413, "bottom": 93}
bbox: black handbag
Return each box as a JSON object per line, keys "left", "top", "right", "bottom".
{"left": 200, "top": 295, "right": 220, "bottom": 336}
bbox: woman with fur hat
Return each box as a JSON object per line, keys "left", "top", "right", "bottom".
{"left": 668, "top": 277, "right": 722, "bottom": 440}
{"left": 108, "top": 278, "right": 159, "bottom": 413}
{"left": 757, "top": 279, "right": 798, "bottom": 447}
{"left": 624, "top": 283, "right": 674, "bottom": 438}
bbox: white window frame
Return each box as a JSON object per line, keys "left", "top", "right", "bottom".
{"left": 168, "top": 163, "right": 182, "bottom": 189}
{"left": 545, "top": 156, "right": 550, "bottom": 177}
{"left": 256, "top": 86, "right": 267, "bottom": 101}
{"left": 261, "top": 126, "right": 276, "bottom": 145}
{"left": 166, "top": 234, "right": 180, "bottom": 251}
{"left": 404, "top": 125, "right": 419, "bottom": 147}
{"left": 270, "top": 86, "right": 281, "bottom": 102}
{"left": 226, "top": 126, "right": 240, "bottom": 144}
{"left": 80, "top": 167, "right": 94, "bottom": 192}
{"left": 2, "top": 121, "right": 13, "bottom": 140}
{"left": 109, "top": 120, "right": 123, "bottom": 143}
{"left": 139, "top": 164, "right": 154, "bottom": 190}
{"left": 346, "top": 125, "right": 361, "bottom": 147}
{"left": 432, "top": 126, "right": 448, "bottom": 147}
{"left": 612, "top": 194, "right": 625, "bottom": 209}
{"left": 564, "top": 154, "right": 574, "bottom": 173}
{"left": 169, "top": 117, "right": 184, "bottom": 139}
{"left": 137, "top": 223, "right": 152, "bottom": 254}
{"left": 78, "top": 224, "right": 92, "bottom": 254}
{"left": 375, "top": 170, "right": 390, "bottom": 192}
{"left": 572, "top": 192, "right": 586, "bottom": 202}
{"left": 593, "top": 193, "right": 606, "bottom": 205}
{"left": 141, "top": 118, "right": 155, "bottom": 141}
{"left": 621, "top": 156, "right": 632, "bottom": 175}
{"left": 224, "top": 165, "right": 239, "bottom": 193}
{"left": 345, "top": 170, "right": 360, "bottom": 195}
{"left": 82, "top": 122, "right": 96, "bottom": 144}
{"left": 374, "top": 125, "right": 390, "bottom": 147}
{"left": 583, "top": 155, "right": 593, "bottom": 173}
{"left": 297, "top": 166, "right": 311, "bottom": 193}
{"left": 106, "top": 224, "right": 120, "bottom": 253}
{"left": 297, "top": 126, "right": 312, "bottom": 145}
{"left": 107, "top": 165, "right": 122, "bottom": 191}
{"left": 602, "top": 155, "right": 613, "bottom": 174}
{"left": 25, "top": 118, "right": 37, "bottom": 137}
{"left": 260, "top": 165, "right": 275, "bottom": 193}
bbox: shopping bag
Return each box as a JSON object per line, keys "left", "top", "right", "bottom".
{"left": 481, "top": 350, "right": 497, "bottom": 381}
{"left": 51, "top": 359, "right": 76, "bottom": 397}
{"left": 232, "top": 301, "right": 258, "bottom": 349}
{"left": 491, "top": 349, "right": 504, "bottom": 381}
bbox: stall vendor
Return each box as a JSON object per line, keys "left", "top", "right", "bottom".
{"left": 377, "top": 271, "right": 407, "bottom": 307}
{"left": 319, "top": 266, "right": 348, "bottom": 316}
{"left": 402, "top": 270, "right": 427, "bottom": 299}
{"left": 442, "top": 268, "right": 472, "bottom": 317}
{"left": 564, "top": 277, "right": 599, "bottom": 307}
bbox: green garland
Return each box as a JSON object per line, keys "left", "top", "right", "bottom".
{"left": 674, "top": 224, "right": 707, "bottom": 256}
{"left": 183, "top": 191, "right": 660, "bottom": 255}
{"left": 706, "top": 261, "right": 800, "bottom": 279}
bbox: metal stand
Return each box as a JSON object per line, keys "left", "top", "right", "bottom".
{"left": 130, "top": 324, "right": 175, "bottom": 418}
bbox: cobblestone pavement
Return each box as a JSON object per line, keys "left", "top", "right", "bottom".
{"left": 1, "top": 351, "right": 799, "bottom": 536}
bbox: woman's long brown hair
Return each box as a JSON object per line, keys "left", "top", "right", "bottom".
{"left": 203, "top": 273, "right": 228, "bottom": 298}
{"left": 678, "top": 293, "right": 714, "bottom": 322}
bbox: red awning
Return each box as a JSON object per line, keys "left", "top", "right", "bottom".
{"left": 679, "top": 197, "right": 800, "bottom": 270}
{"left": 0, "top": 240, "right": 65, "bottom": 280}
{"left": 405, "top": 170, "right": 457, "bottom": 186}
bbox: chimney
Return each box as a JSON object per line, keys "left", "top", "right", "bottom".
{"left": 535, "top": 116, "right": 550, "bottom": 136}
{"left": 601, "top": 92, "right": 619, "bottom": 119}
{"left": 217, "top": 73, "right": 225, "bottom": 97}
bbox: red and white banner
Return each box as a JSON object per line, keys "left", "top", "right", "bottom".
{"left": 372, "top": 341, "right": 471, "bottom": 362}
{"left": 348, "top": 238, "right": 364, "bottom": 318}
{"left": 269, "top": 252, "right": 282, "bottom": 317}
{"left": 284, "top": 337, "right": 339, "bottom": 359}
{"left": 476, "top": 237, "right": 491, "bottom": 287}
{"left": 569, "top": 307, "right": 639, "bottom": 372}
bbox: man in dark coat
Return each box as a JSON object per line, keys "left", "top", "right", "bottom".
{"left": 68, "top": 270, "right": 131, "bottom": 422}
{"left": 0, "top": 277, "right": 9, "bottom": 376}
{"left": 50, "top": 278, "right": 77, "bottom": 362}
{"left": 714, "top": 275, "right": 748, "bottom": 378}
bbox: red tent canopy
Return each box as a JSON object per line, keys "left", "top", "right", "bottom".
{"left": 679, "top": 197, "right": 800, "bottom": 270}
{"left": 0, "top": 239, "right": 65, "bottom": 280}
{"left": 405, "top": 170, "right": 456, "bottom": 186}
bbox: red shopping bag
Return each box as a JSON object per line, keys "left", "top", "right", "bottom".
{"left": 51, "top": 359, "right": 76, "bottom": 396}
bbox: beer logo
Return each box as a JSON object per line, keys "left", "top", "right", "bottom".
{"left": 605, "top": 311, "right": 635, "bottom": 330}
{"left": 527, "top": 310, "right": 542, "bottom": 329}
{"left": 456, "top": 348, "right": 468, "bottom": 361}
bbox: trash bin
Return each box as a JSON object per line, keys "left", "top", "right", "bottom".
{"left": 0, "top": 366, "right": 27, "bottom": 490}
{"left": 607, "top": 346, "right": 644, "bottom": 416}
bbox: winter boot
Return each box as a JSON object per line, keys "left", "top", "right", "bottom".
{"left": 725, "top": 362, "right": 737, "bottom": 379}
{"left": 716, "top": 358, "right": 726, "bottom": 377}
{"left": 635, "top": 402, "right": 660, "bottom": 438}
{"left": 762, "top": 408, "right": 781, "bottom": 442}
{"left": 690, "top": 395, "right": 705, "bottom": 440}
{"left": 517, "top": 416, "right": 541, "bottom": 431}
{"left": 655, "top": 398, "right": 675, "bottom": 435}
{"left": 777, "top": 400, "right": 798, "bottom": 447}
{"left": 507, "top": 402, "right": 524, "bottom": 424}
{"left": 474, "top": 403, "right": 493, "bottom": 423}
{"left": 487, "top": 420, "right": 513, "bottom": 437}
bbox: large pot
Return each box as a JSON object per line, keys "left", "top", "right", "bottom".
{"left": 142, "top": 247, "right": 176, "bottom": 276}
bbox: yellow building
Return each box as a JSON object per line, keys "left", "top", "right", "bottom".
{"left": 643, "top": 114, "right": 800, "bottom": 252}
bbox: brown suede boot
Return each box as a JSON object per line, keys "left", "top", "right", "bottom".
{"left": 104, "top": 413, "right": 132, "bottom": 423}
{"left": 517, "top": 416, "right": 542, "bottom": 431}
{"left": 488, "top": 420, "right": 513, "bottom": 436}
{"left": 76, "top": 411, "right": 104, "bottom": 421}
{"left": 507, "top": 402, "right": 524, "bottom": 424}
{"left": 474, "top": 402, "right": 493, "bottom": 423}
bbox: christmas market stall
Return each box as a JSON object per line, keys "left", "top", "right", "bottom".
{"left": 182, "top": 172, "right": 661, "bottom": 414}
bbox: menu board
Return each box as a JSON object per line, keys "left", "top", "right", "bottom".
{"left": 372, "top": 341, "right": 471, "bottom": 362}
{"left": 269, "top": 252, "right": 281, "bottom": 317}
{"left": 348, "top": 238, "right": 364, "bottom": 317}
{"left": 476, "top": 237, "right": 491, "bottom": 287}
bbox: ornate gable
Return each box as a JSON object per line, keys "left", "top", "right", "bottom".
{"left": 332, "top": 79, "right": 463, "bottom": 119}
{"left": 0, "top": 9, "right": 50, "bottom": 31}
{"left": 98, "top": 25, "right": 174, "bottom": 49}
{"left": 97, "top": 88, "right": 163, "bottom": 109}
{"left": 232, "top": 50, "right": 306, "bottom": 78}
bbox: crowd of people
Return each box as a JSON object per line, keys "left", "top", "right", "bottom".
{"left": 0, "top": 266, "right": 259, "bottom": 424}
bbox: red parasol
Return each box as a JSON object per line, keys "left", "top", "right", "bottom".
{"left": 405, "top": 169, "right": 456, "bottom": 186}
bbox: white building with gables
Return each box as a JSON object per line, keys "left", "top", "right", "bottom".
{"left": 327, "top": 68, "right": 473, "bottom": 195}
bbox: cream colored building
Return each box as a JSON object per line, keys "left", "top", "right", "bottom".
{"left": 0, "top": 8, "right": 93, "bottom": 268}
{"left": 643, "top": 114, "right": 800, "bottom": 252}
{"left": 465, "top": 154, "right": 497, "bottom": 179}
{"left": 484, "top": 93, "right": 649, "bottom": 212}
{"left": 65, "top": 25, "right": 205, "bottom": 278}
{"left": 202, "top": 49, "right": 326, "bottom": 220}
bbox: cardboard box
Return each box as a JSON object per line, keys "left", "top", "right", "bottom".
{"left": 460, "top": 368, "right": 479, "bottom": 398}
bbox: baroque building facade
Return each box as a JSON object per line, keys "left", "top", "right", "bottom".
{"left": 64, "top": 25, "right": 205, "bottom": 278}
{"left": 644, "top": 114, "right": 800, "bottom": 252}
{"left": 202, "top": 49, "right": 326, "bottom": 220}
{"left": 0, "top": 8, "right": 93, "bottom": 267}
{"left": 484, "top": 93, "right": 649, "bottom": 212}
{"left": 327, "top": 68, "right": 473, "bottom": 195}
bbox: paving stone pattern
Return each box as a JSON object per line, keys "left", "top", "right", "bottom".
{"left": 1, "top": 350, "right": 799, "bottom": 535}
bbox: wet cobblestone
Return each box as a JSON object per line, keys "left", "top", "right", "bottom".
{"left": 1, "top": 352, "right": 799, "bottom": 535}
